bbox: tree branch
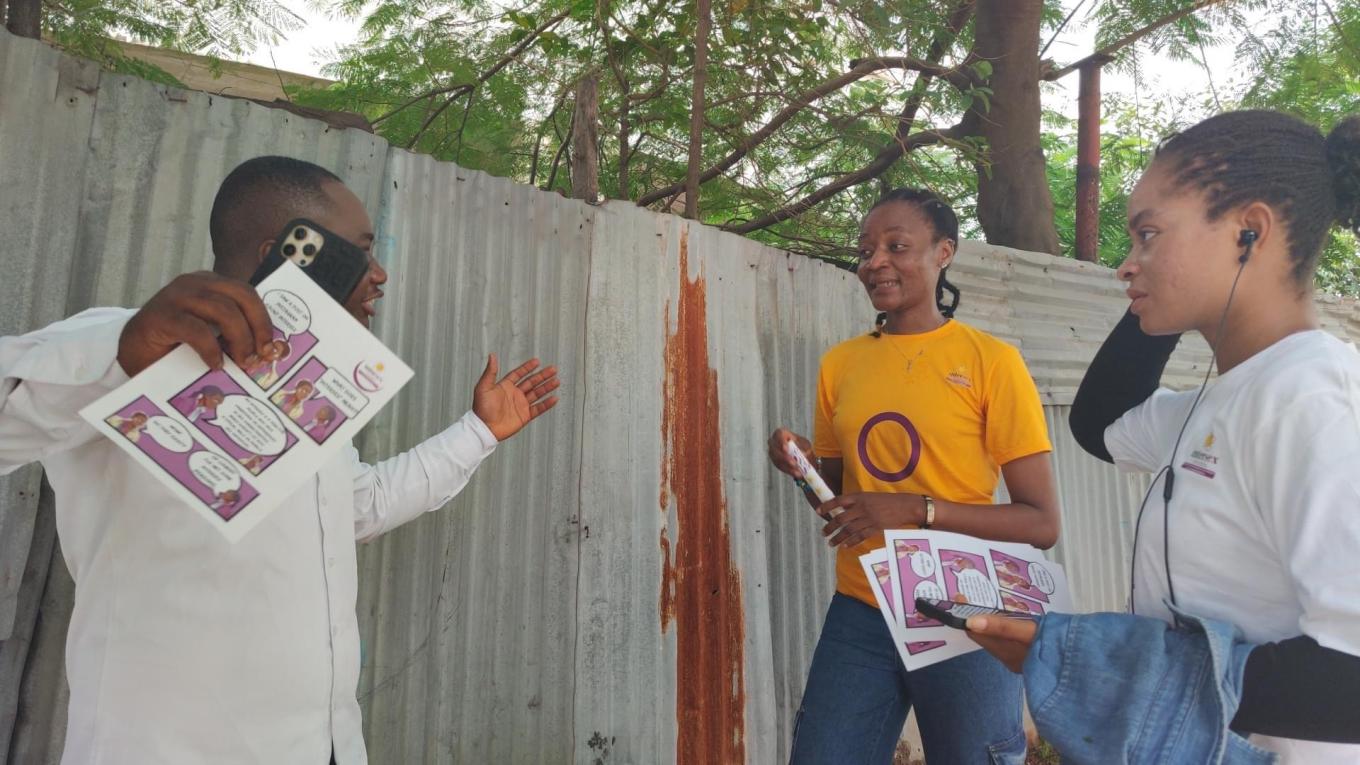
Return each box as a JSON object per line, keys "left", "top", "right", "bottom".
{"left": 714, "top": 1, "right": 977, "bottom": 234}
{"left": 1045, "top": 0, "right": 1233, "bottom": 80}
{"left": 635, "top": 56, "right": 972, "bottom": 207}
{"left": 374, "top": 8, "right": 570, "bottom": 125}
{"left": 721, "top": 116, "right": 978, "bottom": 235}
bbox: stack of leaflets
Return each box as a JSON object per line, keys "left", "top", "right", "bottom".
{"left": 859, "top": 530, "right": 1074, "bottom": 671}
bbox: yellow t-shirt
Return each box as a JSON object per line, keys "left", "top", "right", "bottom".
{"left": 812, "top": 319, "right": 1052, "bottom": 607}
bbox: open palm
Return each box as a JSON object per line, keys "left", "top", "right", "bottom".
{"left": 472, "top": 354, "right": 561, "bottom": 441}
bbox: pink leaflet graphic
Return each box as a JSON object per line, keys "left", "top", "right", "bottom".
{"left": 939, "top": 549, "right": 1000, "bottom": 608}
{"left": 871, "top": 560, "right": 898, "bottom": 620}
{"left": 243, "top": 327, "right": 318, "bottom": 392}
{"left": 893, "top": 538, "right": 946, "bottom": 628}
{"left": 272, "top": 358, "right": 350, "bottom": 444}
{"left": 169, "top": 369, "right": 298, "bottom": 476}
{"left": 906, "top": 641, "right": 948, "bottom": 656}
{"left": 1000, "top": 590, "right": 1047, "bottom": 616}
{"left": 104, "top": 396, "right": 258, "bottom": 520}
{"left": 989, "top": 549, "right": 1052, "bottom": 603}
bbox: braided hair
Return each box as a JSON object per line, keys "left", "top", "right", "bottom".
{"left": 1153, "top": 110, "right": 1360, "bottom": 286}
{"left": 865, "top": 187, "right": 962, "bottom": 337}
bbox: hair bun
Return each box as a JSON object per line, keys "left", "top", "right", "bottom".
{"left": 1326, "top": 115, "right": 1360, "bottom": 235}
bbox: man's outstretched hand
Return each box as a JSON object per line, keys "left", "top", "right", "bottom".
{"left": 472, "top": 355, "right": 561, "bottom": 441}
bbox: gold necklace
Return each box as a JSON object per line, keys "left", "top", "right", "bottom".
{"left": 877, "top": 317, "right": 949, "bottom": 376}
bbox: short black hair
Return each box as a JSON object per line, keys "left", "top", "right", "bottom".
{"left": 866, "top": 187, "right": 963, "bottom": 332}
{"left": 208, "top": 156, "right": 342, "bottom": 267}
{"left": 1154, "top": 110, "right": 1360, "bottom": 285}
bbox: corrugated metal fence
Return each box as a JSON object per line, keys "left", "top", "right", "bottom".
{"left": 4, "top": 28, "right": 1360, "bottom": 763}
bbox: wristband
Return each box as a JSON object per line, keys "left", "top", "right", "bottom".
{"left": 922, "top": 495, "right": 935, "bottom": 529}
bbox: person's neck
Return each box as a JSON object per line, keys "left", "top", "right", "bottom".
{"left": 882, "top": 305, "right": 947, "bottom": 335}
{"left": 1202, "top": 294, "right": 1318, "bottom": 374}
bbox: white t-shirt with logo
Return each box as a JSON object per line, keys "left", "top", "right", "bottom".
{"left": 1105, "top": 329, "right": 1360, "bottom": 763}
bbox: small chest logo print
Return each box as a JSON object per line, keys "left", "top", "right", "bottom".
{"left": 1181, "top": 432, "right": 1219, "bottom": 479}
{"left": 946, "top": 366, "right": 972, "bottom": 388}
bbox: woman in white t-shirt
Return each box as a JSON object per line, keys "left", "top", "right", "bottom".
{"left": 968, "top": 109, "right": 1360, "bottom": 763}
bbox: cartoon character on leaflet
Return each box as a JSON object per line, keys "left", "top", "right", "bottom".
{"left": 208, "top": 489, "right": 240, "bottom": 514}
{"left": 245, "top": 339, "right": 291, "bottom": 389}
{"left": 994, "top": 558, "right": 1035, "bottom": 594}
{"left": 271, "top": 380, "right": 314, "bottom": 422}
{"left": 303, "top": 406, "right": 337, "bottom": 438}
{"left": 238, "top": 454, "right": 265, "bottom": 475}
{"left": 1000, "top": 592, "right": 1039, "bottom": 615}
{"left": 107, "top": 412, "right": 149, "bottom": 443}
{"left": 185, "top": 386, "right": 226, "bottom": 423}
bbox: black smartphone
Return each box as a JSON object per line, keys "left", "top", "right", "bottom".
{"left": 248, "top": 219, "right": 369, "bottom": 305}
{"left": 914, "top": 597, "right": 1036, "bottom": 631}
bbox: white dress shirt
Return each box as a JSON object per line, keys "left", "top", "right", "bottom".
{"left": 0, "top": 308, "right": 498, "bottom": 764}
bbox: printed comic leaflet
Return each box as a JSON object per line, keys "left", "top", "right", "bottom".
{"left": 80, "top": 261, "right": 413, "bottom": 542}
{"left": 860, "top": 530, "right": 1074, "bottom": 671}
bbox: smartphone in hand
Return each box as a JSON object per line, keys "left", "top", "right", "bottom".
{"left": 914, "top": 597, "right": 1037, "bottom": 630}
{"left": 249, "top": 219, "right": 369, "bottom": 305}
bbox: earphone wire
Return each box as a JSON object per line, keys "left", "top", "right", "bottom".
{"left": 1129, "top": 237, "right": 1253, "bottom": 615}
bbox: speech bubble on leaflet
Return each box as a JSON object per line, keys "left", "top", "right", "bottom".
{"left": 188, "top": 451, "right": 243, "bottom": 494}
{"left": 263, "top": 290, "right": 312, "bottom": 339}
{"left": 316, "top": 369, "right": 367, "bottom": 417}
{"left": 955, "top": 569, "right": 1000, "bottom": 607}
{"left": 913, "top": 580, "right": 945, "bottom": 602}
{"left": 144, "top": 416, "right": 194, "bottom": 453}
{"left": 1029, "top": 562, "right": 1058, "bottom": 595}
{"left": 214, "top": 396, "right": 289, "bottom": 455}
{"left": 909, "top": 550, "right": 937, "bottom": 578}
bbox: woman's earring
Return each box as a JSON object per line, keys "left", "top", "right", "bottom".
{"left": 871, "top": 312, "right": 887, "bottom": 338}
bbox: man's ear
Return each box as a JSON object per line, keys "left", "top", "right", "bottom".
{"left": 256, "top": 239, "right": 275, "bottom": 265}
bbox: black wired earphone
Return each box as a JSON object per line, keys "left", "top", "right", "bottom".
{"left": 1128, "top": 229, "right": 1257, "bottom": 614}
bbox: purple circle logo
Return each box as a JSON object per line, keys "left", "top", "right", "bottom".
{"left": 857, "top": 412, "right": 922, "bottom": 482}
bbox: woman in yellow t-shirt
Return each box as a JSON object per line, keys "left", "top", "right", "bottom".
{"left": 768, "top": 188, "right": 1060, "bottom": 764}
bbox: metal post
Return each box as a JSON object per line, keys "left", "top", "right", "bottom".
{"left": 1075, "top": 59, "right": 1106, "bottom": 263}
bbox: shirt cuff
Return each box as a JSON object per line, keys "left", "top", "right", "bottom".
{"left": 464, "top": 411, "right": 499, "bottom": 450}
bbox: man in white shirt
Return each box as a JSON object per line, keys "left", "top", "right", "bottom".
{"left": 0, "top": 156, "right": 562, "bottom": 764}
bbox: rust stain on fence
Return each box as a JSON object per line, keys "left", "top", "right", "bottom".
{"left": 659, "top": 228, "right": 746, "bottom": 763}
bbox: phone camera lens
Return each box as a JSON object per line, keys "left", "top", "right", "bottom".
{"left": 283, "top": 244, "right": 296, "bottom": 256}
{"left": 294, "top": 228, "right": 306, "bottom": 240}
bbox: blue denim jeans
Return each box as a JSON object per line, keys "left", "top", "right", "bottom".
{"left": 790, "top": 593, "right": 1027, "bottom": 765}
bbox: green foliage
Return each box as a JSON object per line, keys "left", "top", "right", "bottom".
{"left": 37, "top": 1, "right": 1355, "bottom": 292}
{"left": 35, "top": 0, "right": 301, "bottom": 85}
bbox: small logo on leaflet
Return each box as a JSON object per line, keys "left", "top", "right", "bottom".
{"left": 353, "top": 361, "right": 387, "bottom": 393}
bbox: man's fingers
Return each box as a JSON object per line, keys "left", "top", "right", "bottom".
{"left": 476, "top": 354, "right": 498, "bottom": 390}
{"left": 177, "top": 314, "right": 225, "bottom": 369}
{"left": 518, "top": 366, "right": 557, "bottom": 391}
{"left": 189, "top": 291, "right": 257, "bottom": 366}
{"left": 528, "top": 378, "right": 561, "bottom": 402}
{"left": 502, "top": 358, "right": 540, "bottom": 385}
{"left": 529, "top": 396, "right": 560, "bottom": 418}
{"left": 208, "top": 276, "right": 274, "bottom": 354}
